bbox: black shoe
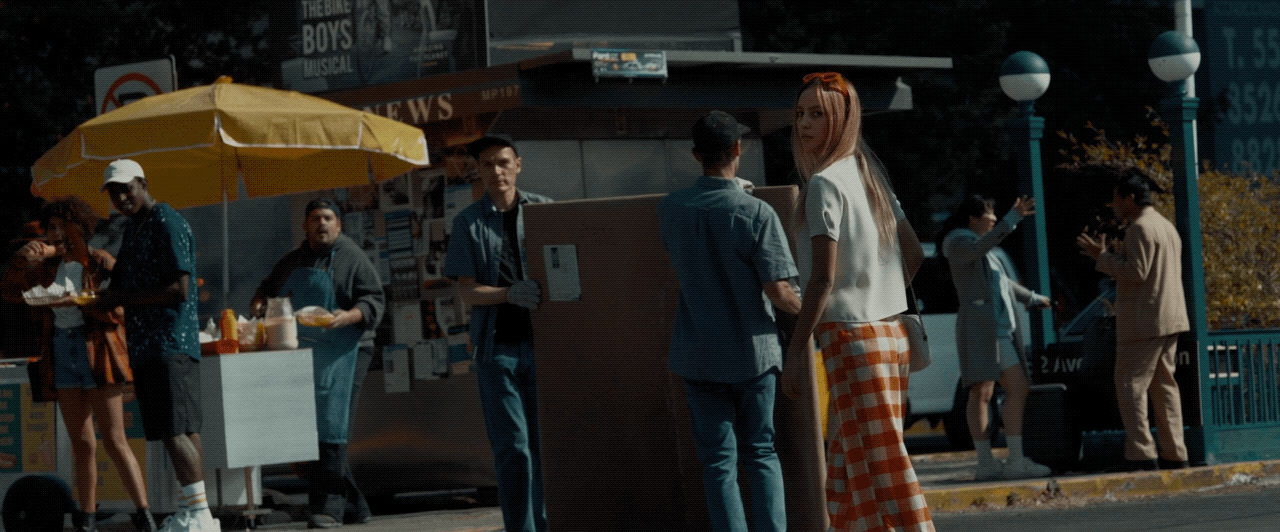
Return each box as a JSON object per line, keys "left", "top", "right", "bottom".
{"left": 344, "top": 497, "right": 373, "bottom": 524}
{"left": 132, "top": 508, "right": 158, "bottom": 531}
{"left": 72, "top": 510, "right": 97, "bottom": 532}
{"left": 1158, "top": 458, "right": 1191, "bottom": 470}
{"left": 1108, "top": 459, "right": 1159, "bottom": 472}
{"left": 343, "top": 511, "right": 372, "bottom": 525}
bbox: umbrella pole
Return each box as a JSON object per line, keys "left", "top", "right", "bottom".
{"left": 223, "top": 187, "right": 230, "bottom": 307}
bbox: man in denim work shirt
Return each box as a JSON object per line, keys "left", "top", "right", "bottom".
{"left": 657, "top": 111, "right": 801, "bottom": 532}
{"left": 443, "top": 136, "right": 551, "bottom": 532}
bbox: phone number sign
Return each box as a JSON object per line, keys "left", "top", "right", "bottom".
{"left": 1206, "top": 0, "right": 1280, "bottom": 174}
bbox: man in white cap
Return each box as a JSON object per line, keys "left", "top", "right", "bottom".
{"left": 96, "top": 159, "right": 218, "bottom": 531}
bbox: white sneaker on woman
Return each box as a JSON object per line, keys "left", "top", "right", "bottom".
{"left": 1003, "top": 455, "right": 1052, "bottom": 479}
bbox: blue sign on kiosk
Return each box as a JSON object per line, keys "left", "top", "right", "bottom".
{"left": 592, "top": 49, "right": 668, "bottom": 79}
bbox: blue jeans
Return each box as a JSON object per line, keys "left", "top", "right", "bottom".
{"left": 684, "top": 369, "right": 786, "bottom": 532}
{"left": 475, "top": 340, "right": 546, "bottom": 532}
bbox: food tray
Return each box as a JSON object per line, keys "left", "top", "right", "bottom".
{"left": 22, "top": 295, "right": 65, "bottom": 306}
{"left": 23, "top": 292, "right": 97, "bottom": 307}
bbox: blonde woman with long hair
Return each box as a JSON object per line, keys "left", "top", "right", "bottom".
{"left": 781, "top": 72, "right": 932, "bottom": 531}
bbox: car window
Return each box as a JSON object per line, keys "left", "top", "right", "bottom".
{"left": 1062, "top": 284, "right": 1116, "bottom": 337}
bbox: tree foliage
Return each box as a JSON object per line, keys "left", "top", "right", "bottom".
{"left": 1058, "top": 119, "right": 1280, "bottom": 331}
{"left": 0, "top": 0, "right": 287, "bottom": 244}
{"left": 740, "top": 0, "right": 1173, "bottom": 240}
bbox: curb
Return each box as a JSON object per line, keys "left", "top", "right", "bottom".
{"left": 923, "top": 459, "right": 1280, "bottom": 512}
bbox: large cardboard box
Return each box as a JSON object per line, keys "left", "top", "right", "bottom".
{"left": 525, "top": 186, "right": 825, "bottom": 531}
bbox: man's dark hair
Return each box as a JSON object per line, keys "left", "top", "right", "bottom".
{"left": 1075, "top": 165, "right": 1163, "bottom": 206}
{"left": 305, "top": 198, "right": 342, "bottom": 220}
{"left": 1113, "top": 168, "right": 1163, "bottom": 206}
{"left": 467, "top": 136, "right": 518, "bottom": 160}
{"left": 691, "top": 110, "right": 747, "bottom": 170}
{"left": 695, "top": 146, "right": 738, "bottom": 170}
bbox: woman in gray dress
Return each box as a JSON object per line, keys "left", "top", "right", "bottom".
{"left": 940, "top": 194, "right": 1052, "bottom": 481}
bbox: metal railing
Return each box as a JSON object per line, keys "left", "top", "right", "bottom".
{"left": 1205, "top": 330, "right": 1280, "bottom": 426}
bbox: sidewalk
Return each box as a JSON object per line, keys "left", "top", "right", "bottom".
{"left": 912, "top": 447, "right": 1280, "bottom": 512}
{"left": 223, "top": 454, "right": 1280, "bottom": 531}
{"left": 106, "top": 424, "right": 1280, "bottom": 531}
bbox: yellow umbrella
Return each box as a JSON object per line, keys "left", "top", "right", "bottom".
{"left": 31, "top": 76, "right": 429, "bottom": 216}
{"left": 31, "top": 76, "right": 429, "bottom": 301}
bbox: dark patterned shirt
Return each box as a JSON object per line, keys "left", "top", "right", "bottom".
{"left": 113, "top": 202, "right": 201, "bottom": 361}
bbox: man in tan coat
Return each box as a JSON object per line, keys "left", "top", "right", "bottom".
{"left": 1077, "top": 168, "right": 1190, "bottom": 471}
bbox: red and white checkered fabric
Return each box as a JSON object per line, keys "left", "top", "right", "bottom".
{"left": 817, "top": 319, "right": 934, "bottom": 532}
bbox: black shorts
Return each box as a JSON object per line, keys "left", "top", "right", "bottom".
{"left": 133, "top": 353, "right": 202, "bottom": 441}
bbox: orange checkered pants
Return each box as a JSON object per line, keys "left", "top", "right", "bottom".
{"left": 817, "top": 319, "right": 934, "bottom": 532}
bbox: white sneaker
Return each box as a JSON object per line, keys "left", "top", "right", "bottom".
{"left": 975, "top": 459, "right": 1004, "bottom": 481}
{"left": 159, "top": 509, "right": 220, "bottom": 532}
{"left": 157, "top": 511, "right": 191, "bottom": 532}
{"left": 188, "top": 509, "right": 221, "bottom": 531}
{"left": 1004, "top": 455, "right": 1052, "bottom": 479}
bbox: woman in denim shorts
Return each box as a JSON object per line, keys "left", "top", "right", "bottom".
{"left": 2, "top": 197, "right": 155, "bottom": 531}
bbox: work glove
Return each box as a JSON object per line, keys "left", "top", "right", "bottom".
{"left": 507, "top": 279, "right": 542, "bottom": 310}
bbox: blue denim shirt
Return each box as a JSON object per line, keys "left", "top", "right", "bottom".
{"left": 658, "top": 175, "right": 798, "bottom": 383}
{"left": 444, "top": 190, "right": 553, "bottom": 360}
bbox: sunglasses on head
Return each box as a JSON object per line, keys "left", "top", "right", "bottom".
{"left": 802, "top": 71, "right": 850, "bottom": 96}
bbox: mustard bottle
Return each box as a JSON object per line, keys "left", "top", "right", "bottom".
{"left": 220, "top": 309, "right": 239, "bottom": 343}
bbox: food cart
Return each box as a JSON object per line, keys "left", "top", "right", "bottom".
{"left": 0, "top": 347, "right": 317, "bottom": 530}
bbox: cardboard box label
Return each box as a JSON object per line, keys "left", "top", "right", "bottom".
{"left": 543, "top": 244, "right": 582, "bottom": 301}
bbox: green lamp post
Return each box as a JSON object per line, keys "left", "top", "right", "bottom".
{"left": 1000, "top": 51, "right": 1055, "bottom": 349}
{"left": 1149, "top": 30, "right": 1208, "bottom": 459}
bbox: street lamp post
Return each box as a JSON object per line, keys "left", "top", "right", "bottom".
{"left": 1149, "top": 30, "right": 1208, "bottom": 452}
{"left": 1000, "top": 50, "right": 1055, "bottom": 349}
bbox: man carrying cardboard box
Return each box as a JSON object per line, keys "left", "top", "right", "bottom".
{"left": 657, "top": 111, "right": 801, "bottom": 532}
{"left": 444, "top": 136, "right": 551, "bottom": 532}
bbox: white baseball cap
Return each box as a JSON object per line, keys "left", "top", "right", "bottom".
{"left": 102, "top": 159, "right": 145, "bottom": 189}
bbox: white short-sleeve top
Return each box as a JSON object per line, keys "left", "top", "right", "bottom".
{"left": 795, "top": 155, "right": 908, "bottom": 323}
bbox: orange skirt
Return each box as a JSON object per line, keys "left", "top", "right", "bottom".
{"left": 817, "top": 319, "right": 933, "bottom": 532}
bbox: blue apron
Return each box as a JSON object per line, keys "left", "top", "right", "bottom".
{"left": 280, "top": 252, "right": 362, "bottom": 444}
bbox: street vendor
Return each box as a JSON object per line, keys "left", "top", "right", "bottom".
{"left": 251, "top": 197, "right": 385, "bottom": 529}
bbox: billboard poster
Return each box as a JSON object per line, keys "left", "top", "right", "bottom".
{"left": 281, "top": 0, "right": 487, "bottom": 93}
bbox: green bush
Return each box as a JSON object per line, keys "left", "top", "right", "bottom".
{"left": 1058, "top": 116, "right": 1280, "bottom": 330}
